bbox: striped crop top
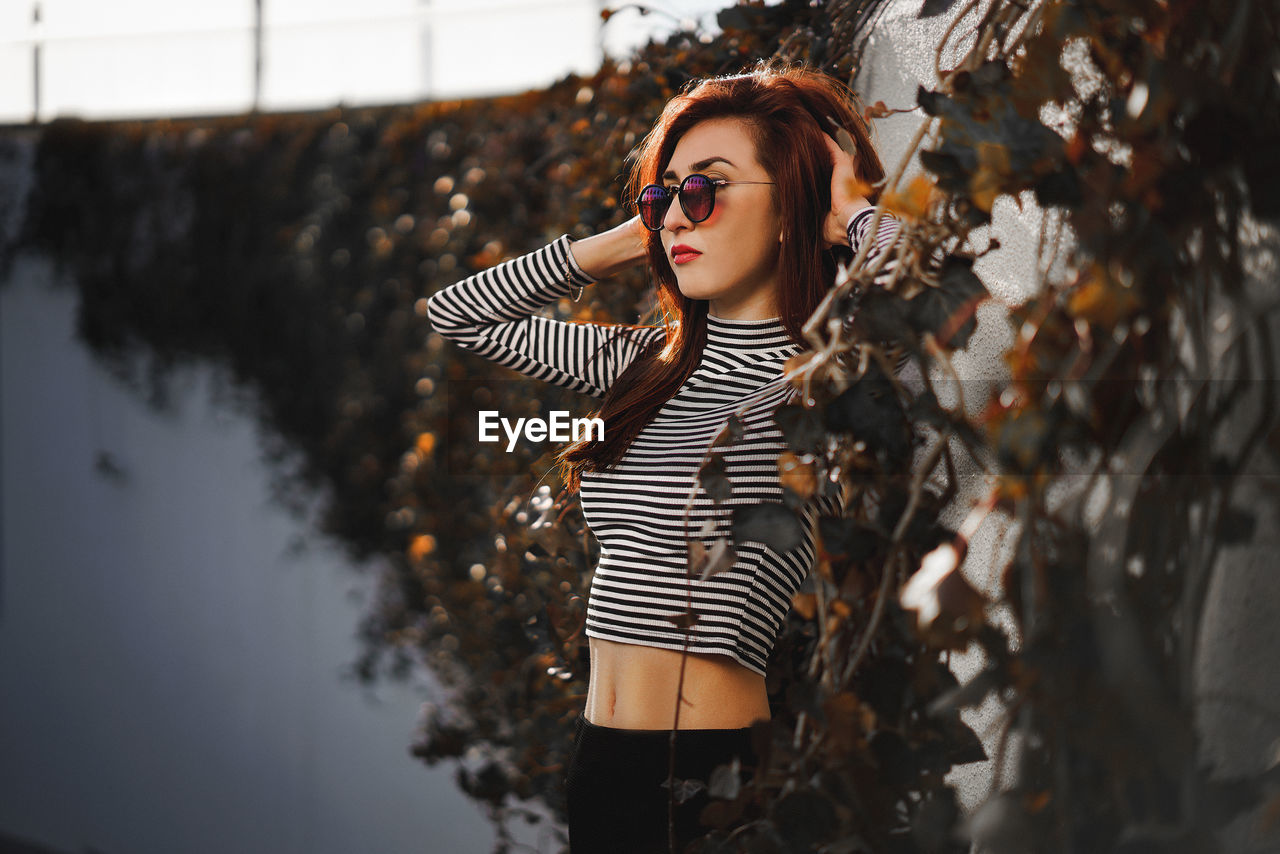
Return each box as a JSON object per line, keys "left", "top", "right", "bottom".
{"left": 427, "top": 208, "right": 901, "bottom": 675}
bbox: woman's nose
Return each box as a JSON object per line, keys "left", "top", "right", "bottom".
{"left": 662, "top": 195, "right": 692, "bottom": 232}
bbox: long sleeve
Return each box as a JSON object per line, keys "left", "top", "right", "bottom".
{"left": 846, "top": 206, "right": 903, "bottom": 287}
{"left": 425, "top": 235, "right": 666, "bottom": 398}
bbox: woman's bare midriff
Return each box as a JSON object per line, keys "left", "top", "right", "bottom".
{"left": 583, "top": 636, "right": 772, "bottom": 730}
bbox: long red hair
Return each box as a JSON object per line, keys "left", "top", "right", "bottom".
{"left": 557, "top": 62, "right": 885, "bottom": 491}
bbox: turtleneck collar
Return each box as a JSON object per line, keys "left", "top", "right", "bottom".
{"left": 703, "top": 313, "right": 797, "bottom": 354}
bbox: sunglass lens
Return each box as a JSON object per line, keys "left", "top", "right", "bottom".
{"left": 681, "top": 175, "right": 715, "bottom": 222}
{"left": 638, "top": 185, "right": 670, "bottom": 229}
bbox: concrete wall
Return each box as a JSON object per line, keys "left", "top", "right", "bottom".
{"left": 0, "top": 135, "right": 507, "bottom": 854}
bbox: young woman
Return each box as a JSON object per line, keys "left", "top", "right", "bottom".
{"left": 427, "top": 63, "right": 900, "bottom": 853}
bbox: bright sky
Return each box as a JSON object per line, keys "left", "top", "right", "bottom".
{"left": 0, "top": 0, "right": 740, "bottom": 123}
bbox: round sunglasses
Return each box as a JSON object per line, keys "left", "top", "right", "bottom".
{"left": 635, "top": 173, "right": 775, "bottom": 231}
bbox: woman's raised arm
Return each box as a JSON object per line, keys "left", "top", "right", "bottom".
{"left": 425, "top": 217, "right": 661, "bottom": 399}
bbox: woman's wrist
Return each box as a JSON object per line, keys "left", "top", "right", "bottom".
{"left": 567, "top": 217, "right": 649, "bottom": 280}
{"left": 840, "top": 199, "right": 873, "bottom": 233}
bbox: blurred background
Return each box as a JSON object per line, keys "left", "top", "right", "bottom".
{"left": 0, "top": 0, "right": 736, "bottom": 122}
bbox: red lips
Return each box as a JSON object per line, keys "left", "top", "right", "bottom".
{"left": 671, "top": 244, "right": 701, "bottom": 264}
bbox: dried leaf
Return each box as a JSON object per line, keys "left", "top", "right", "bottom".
{"left": 699, "top": 538, "right": 737, "bottom": 581}
{"left": 711, "top": 414, "right": 745, "bottom": 447}
{"left": 688, "top": 539, "right": 708, "bottom": 576}
{"left": 778, "top": 451, "right": 817, "bottom": 499}
{"left": 864, "top": 100, "right": 895, "bottom": 120}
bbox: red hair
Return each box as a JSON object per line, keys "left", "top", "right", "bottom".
{"left": 557, "top": 62, "right": 885, "bottom": 491}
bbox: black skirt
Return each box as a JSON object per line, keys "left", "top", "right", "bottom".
{"left": 564, "top": 714, "right": 759, "bottom": 854}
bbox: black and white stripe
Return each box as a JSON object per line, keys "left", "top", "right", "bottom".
{"left": 427, "top": 211, "right": 900, "bottom": 675}
{"left": 426, "top": 237, "right": 664, "bottom": 399}
{"left": 848, "top": 206, "right": 903, "bottom": 288}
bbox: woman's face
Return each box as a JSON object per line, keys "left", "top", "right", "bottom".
{"left": 657, "top": 117, "right": 784, "bottom": 320}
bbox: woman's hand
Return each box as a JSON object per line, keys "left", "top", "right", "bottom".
{"left": 822, "top": 133, "right": 872, "bottom": 248}
{"left": 567, "top": 214, "right": 651, "bottom": 280}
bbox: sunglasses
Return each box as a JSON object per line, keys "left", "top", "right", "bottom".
{"left": 635, "top": 173, "right": 775, "bottom": 231}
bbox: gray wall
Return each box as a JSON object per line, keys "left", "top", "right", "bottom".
{"left": 0, "top": 141, "right": 509, "bottom": 854}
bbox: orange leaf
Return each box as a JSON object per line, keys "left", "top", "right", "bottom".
{"left": 881, "top": 174, "right": 936, "bottom": 221}
{"left": 778, "top": 451, "right": 817, "bottom": 499}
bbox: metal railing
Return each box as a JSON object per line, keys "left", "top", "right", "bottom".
{"left": 1, "top": 0, "right": 608, "bottom": 123}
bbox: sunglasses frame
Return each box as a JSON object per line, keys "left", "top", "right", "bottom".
{"left": 635, "top": 173, "right": 775, "bottom": 232}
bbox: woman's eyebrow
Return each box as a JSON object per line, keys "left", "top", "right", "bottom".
{"left": 661, "top": 156, "right": 736, "bottom": 180}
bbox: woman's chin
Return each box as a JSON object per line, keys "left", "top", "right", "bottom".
{"left": 675, "top": 281, "right": 713, "bottom": 301}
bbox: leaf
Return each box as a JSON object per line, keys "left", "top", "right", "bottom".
{"left": 880, "top": 173, "right": 937, "bottom": 220}
{"left": 819, "top": 517, "right": 884, "bottom": 561}
{"left": 868, "top": 729, "right": 919, "bottom": 785}
{"left": 771, "top": 789, "right": 840, "bottom": 849}
{"left": 900, "top": 543, "right": 986, "bottom": 649}
{"left": 777, "top": 451, "right": 817, "bottom": 499}
{"left": 911, "top": 790, "right": 961, "bottom": 852}
{"left": 833, "top": 124, "right": 858, "bottom": 157}
{"left": 917, "top": 86, "right": 945, "bottom": 117}
{"left": 707, "top": 757, "right": 742, "bottom": 799}
{"left": 850, "top": 289, "right": 913, "bottom": 344}
{"left": 660, "top": 775, "right": 707, "bottom": 804}
{"left": 688, "top": 539, "right": 708, "bottom": 576}
{"left": 699, "top": 538, "right": 737, "bottom": 580}
{"left": 711, "top": 414, "right": 745, "bottom": 447}
{"left": 963, "top": 793, "right": 1034, "bottom": 854}
{"left": 864, "top": 100, "right": 894, "bottom": 120}
{"left": 665, "top": 609, "right": 700, "bottom": 630}
{"left": 1034, "top": 167, "right": 1083, "bottom": 208}
{"left": 907, "top": 256, "right": 987, "bottom": 350}
{"left": 792, "top": 592, "right": 817, "bottom": 620}
{"left": 939, "top": 714, "right": 989, "bottom": 765}
{"left": 823, "top": 369, "right": 911, "bottom": 467}
{"left": 918, "top": 0, "right": 961, "bottom": 18}
{"left": 919, "top": 148, "right": 967, "bottom": 191}
{"left": 716, "top": 6, "right": 754, "bottom": 30}
{"left": 941, "top": 254, "right": 988, "bottom": 300}
{"left": 774, "top": 403, "right": 826, "bottom": 453}
{"left": 699, "top": 453, "right": 733, "bottom": 502}
{"left": 732, "top": 502, "right": 805, "bottom": 553}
